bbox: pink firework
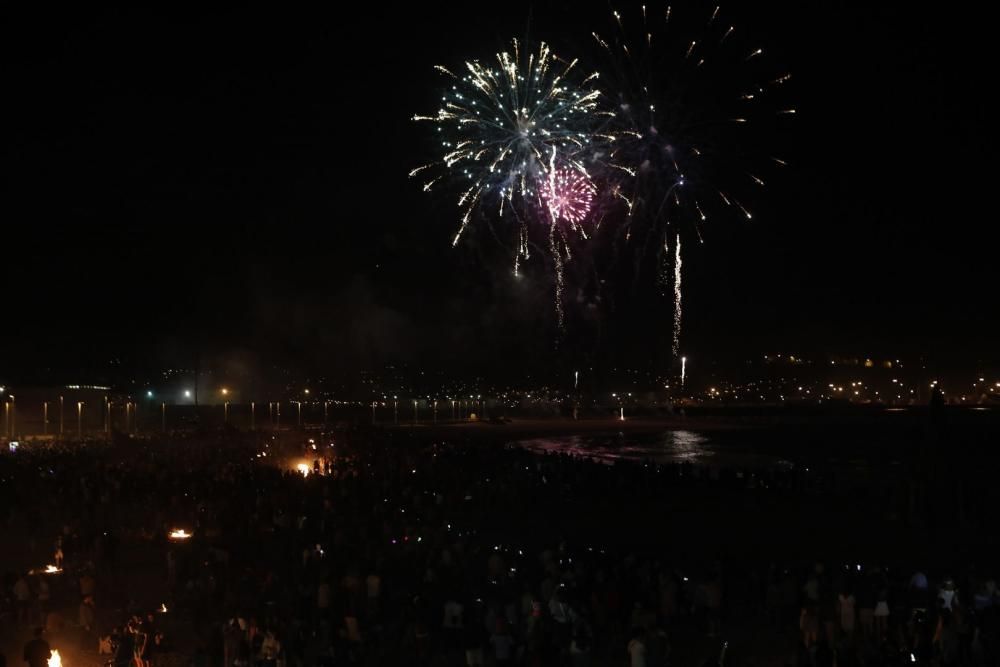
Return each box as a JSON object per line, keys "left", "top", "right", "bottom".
{"left": 540, "top": 169, "right": 596, "bottom": 224}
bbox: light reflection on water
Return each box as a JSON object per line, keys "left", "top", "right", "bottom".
{"left": 518, "top": 430, "right": 794, "bottom": 469}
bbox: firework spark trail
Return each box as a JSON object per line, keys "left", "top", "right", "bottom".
{"left": 672, "top": 233, "right": 682, "bottom": 357}
{"left": 549, "top": 219, "right": 565, "bottom": 330}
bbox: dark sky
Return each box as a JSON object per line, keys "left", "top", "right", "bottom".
{"left": 4, "top": 3, "right": 994, "bottom": 385}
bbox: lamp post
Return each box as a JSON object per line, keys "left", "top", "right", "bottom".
{"left": 413, "top": 399, "right": 418, "bottom": 424}
{"left": 250, "top": 402, "right": 255, "bottom": 431}
{"left": 59, "top": 396, "right": 64, "bottom": 435}
{"left": 224, "top": 401, "right": 230, "bottom": 425}
{"left": 77, "top": 402, "right": 84, "bottom": 438}
{"left": 294, "top": 401, "right": 302, "bottom": 428}
{"left": 43, "top": 401, "right": 49, "bottom": 435}
{"left": 323, "top": 401, "right": 329, "bottom": 425}
{"left": 161, "top": 402, "right": 166, "bottom": 433}
{"left": 393, "top": 397, "right": 398, "bottom": 424}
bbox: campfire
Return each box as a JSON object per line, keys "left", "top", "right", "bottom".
{"left": 168, "top": 528, "right": 192, "bottom": 541}
{"left": 29, "top": 564, "right": 63, "bottom": 575}
{"left": 296, "top": 463, "right": 310, "bottom": 477}
{"left": 48, "top": 649, "right": 62, "bottom": 667}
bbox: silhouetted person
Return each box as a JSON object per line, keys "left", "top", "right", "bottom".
{"left": 23, "top": 628, "right": 50, "bottom": 667}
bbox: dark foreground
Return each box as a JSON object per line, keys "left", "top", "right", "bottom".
{"left": 1, "top": 412, "right": 998, "bottom": 666}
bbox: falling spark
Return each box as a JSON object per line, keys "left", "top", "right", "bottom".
{"left": 550, "top": 222, "right": 565, "bottom": 330}
{"left": 680, "top": 355, "right": 687, "bottom": 386}
{"left": 673, "top": 234, "right": 682, "bottom": 357}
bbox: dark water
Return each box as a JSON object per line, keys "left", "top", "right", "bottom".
{"left": 516, "top": 411, "right": 1000, "bottom": 475}
{"left": 518, "top": 429, "right": 797, "bottom": 469}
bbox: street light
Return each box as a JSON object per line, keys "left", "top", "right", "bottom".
{"left": 77, "top": 401, "right": 84, "bottom": 438}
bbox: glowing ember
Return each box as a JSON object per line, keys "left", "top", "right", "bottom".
{"left": 29, "top": 565, "right": 63, "bottom": 575}
{"left": 168, "top": 529, "right": 192, "bottom": 540}
{"left": 48, "top": 649, "right": 61, "bottom": 667}
{"left": 160, "top": 603, "right": 168, "bottom": 613}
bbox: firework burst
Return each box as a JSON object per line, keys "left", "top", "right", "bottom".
{"left": 412, "top": 39, "right": 613, "bottom": 247}
{"left": 593, "top": 4, "right": 793, "bottom": 357}
{"left": 540, "top": 165, "right": 596, "bottom": 226}
{"left": 413, "top": 39, "right": 618, "bottom": 328}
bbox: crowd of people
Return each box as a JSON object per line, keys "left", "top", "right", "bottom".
{"left": 1, "top": 425, "right": 998, "bottom": 666}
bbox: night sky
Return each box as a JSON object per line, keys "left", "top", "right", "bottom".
{"left": 5, "top": 4, "right": 994, "bottom": 385}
